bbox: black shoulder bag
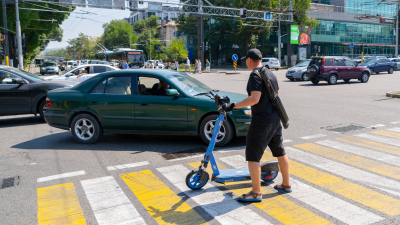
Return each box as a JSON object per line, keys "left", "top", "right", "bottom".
{"left": 253, "top": 67, "right": 289, "bottom": 129}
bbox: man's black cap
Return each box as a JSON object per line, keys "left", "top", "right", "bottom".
{"left": 241, "top": 48, "right": 262, "bottom": 61}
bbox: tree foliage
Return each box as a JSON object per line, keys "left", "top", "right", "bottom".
{"left": 162, "top": 38, "right": 188, "bottom": 61}
{"left": 101, "top": 20, "right": 137, "bottom": 50}
{"left": 0, "top": 2, "right": 73, "bottom": 67}
{"left": 134, "top": 15, "right": 160, "bottom": 59}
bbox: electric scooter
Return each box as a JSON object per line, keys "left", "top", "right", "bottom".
{"left": 185, "top": 91, "right": 280, "bottom": 190}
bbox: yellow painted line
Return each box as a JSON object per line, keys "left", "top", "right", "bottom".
{"left": 120, "top": 170, "right": 208, "bottom": 225}
{"left": 262, "top": 152, "right": 400, "bottom": 216}
{"left": 337, "top": 136, "right": 400, "bottom": 156}
{"left": 37, "top": 183, "right": 86, "bottom": 225}
{"left": 188, "top": 161, "right": 332, "bottom": 225}
{"left": 294, "top": 143, "right": 400, "bottom": 180}
{"left": 372, "top": 130, "right": 400, "bottom": 139}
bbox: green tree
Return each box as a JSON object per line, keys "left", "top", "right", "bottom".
{"left": 0, "top": 2, "right": 73, "bottom": 67}
{"left": 134, "top": 15, "right": 160, "bottom": 59}
{"left": 162, "top": 38, "right": 188, "bottom": 61}
{"left": 101, "top": 20, "right": 137, "bottom": 50}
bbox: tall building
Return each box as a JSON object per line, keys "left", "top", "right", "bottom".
{"left": 309, "top": 0, "right": 397, "bottom": 57}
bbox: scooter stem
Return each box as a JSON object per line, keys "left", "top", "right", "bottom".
{"left": 202, "top": 112, "right": 225, "bottom": 176}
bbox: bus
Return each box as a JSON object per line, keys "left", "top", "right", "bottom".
{"left": 107, "top": 48, "right": 146, "bottom": 68}
{"left": 34, "top": 58, "right": 44, "bottom": 66}
{"left": 94, "top": 51, "right": 113, "bottom": 61}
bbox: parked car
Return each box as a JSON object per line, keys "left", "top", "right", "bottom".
{"left": 145, "top": 60, "right": 164, "bottom": 69}
{"left": 0, "top": 65, "right": 78, "bottom": 120}
{"left": 65, "top": 61, "right": 77, "bottom": 70}
{"left": 358, "top": 57, "right": 397, "bottom": 74}
{"left": 44, "top": 70, "right": 251, "bottom": 146}
{"left": 97, "top": 61, "right": 111, "bottom": 65}
{"left": 286, "top": 59, "right": 311, "bottom": 81}
{"left": 42, "top": 64, "right": 119, "bottom": 82}
{"left": 388, "top": 58, "right": 400, "bottom": 70}
{"left": 40, "top": 62, "right": 59, "bottom": 75}
{"left": 262, "top": 58, "right": 280, "bottom": 70}
{"left": 306, "top": 56, "right": 371, "bottom": 85}
{"left": 353, "top": 56, "right": 374, "bottom": 64}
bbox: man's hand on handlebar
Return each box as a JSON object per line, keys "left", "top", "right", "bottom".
{"left": 218, "top": 103, "right": 235, "bottom": 112}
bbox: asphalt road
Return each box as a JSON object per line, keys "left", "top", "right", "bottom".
{"left": 1, "top": 68, "right": 400, "bottom": 224}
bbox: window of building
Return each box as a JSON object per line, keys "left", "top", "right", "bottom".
{"left": 170, "top": 13, "right": 175, "bottom": 20}
{"left": 157, "top": 12, "right": 162, "bottom": 20}
{"left": 147, "top": 12, "right": 155, "bottom": 18}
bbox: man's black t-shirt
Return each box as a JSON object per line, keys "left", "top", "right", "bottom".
{"left": 246, "top": 67, "right": 279, "bottom": 123}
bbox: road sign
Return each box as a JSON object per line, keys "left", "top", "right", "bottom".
{"left": 350, "top": 43, "right": 354, "bottom": 50}
{"left": 233, "top": 61, "right": 237, "bottom": 68}
{"left": 264, "top": 12, "right": 272, "bottom": 21}
{"left": 232, "top": 54, "right": 238, "bottom": 61}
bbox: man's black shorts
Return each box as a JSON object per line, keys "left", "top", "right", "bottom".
{"left": 245, "top": 121, "right": 286, "bottom": 162}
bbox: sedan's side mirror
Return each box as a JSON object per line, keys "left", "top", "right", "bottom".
{"left": 12, "top": 78, "right": 25, "bottom": 85}
{"left": 65, "top": 73, "right": 72, "bottom": 77}
{"left": 166, "top": 89, "right": 179, "bottom": 96}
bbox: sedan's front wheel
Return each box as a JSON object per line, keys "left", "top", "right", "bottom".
{"left": 388, "top": 67, "right": 394, "bottom": 74}
{"left": 200, "top": 114, "right": 234, "bottom": 147}
{"left": 71, "top": 114, "right": 102, "bottom": 144}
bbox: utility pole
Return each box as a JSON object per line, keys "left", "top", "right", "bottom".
{"left": 278, "top": 0, "right": 281, "bottom": 64}
{"left": 2, "top": 0, "right": 9, "bottom": 62}
{"left": 396, "top": 2, "right": 399, "bottom": 58}
{"left": 15, "top": 0, "right": 23, "bottom": 69}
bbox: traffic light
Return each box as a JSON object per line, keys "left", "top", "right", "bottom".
{"left": 0, "top": 40, "right": 4, "bottom": 55}
{"left": 205, "top": 42, "right": 208, "bottom": 51}
{"left": 240, "top": 8, "right": 247, "bottom": 18}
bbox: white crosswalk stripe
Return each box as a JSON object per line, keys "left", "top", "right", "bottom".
{"left": 387, "top": 127, "right": 400, "bottom": 133}
{"left": 157, "top": 164, "right": 272, "bottom": 225}
{"left": 285, "top": 146, "right": 400, "bottom": 197}
{"left": 81, "top": 176, "right": 146, "bottom": 225}
{"left": 356, "top": 133, "right": 400, "bottom": 147}
{"left": 220, "top": 155, "right": 384, "bottom": 225}
{"left": 316, "top": 139, "right": 400, "bottom": 167}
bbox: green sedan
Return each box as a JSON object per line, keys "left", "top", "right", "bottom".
{"left": 44, "top": 70, "right": 252, "bottom": 146}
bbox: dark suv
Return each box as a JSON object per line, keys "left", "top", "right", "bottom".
{"left": 306, "top": 57, "right": 371, "bottom": 85}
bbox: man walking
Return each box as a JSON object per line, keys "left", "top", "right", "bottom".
{"left": 205, "top": 59, "right": 210, "bottom": 72}
{"left": 185, "top": 57, "right": 191, "bottom": 73}
{"left": 174, "top": 60, "right": 179, "bottom": 71}
{"left": 221, "top": 49, "right": 291, "bottom": 202}
{"left": 122, "top": 60, "right": 129, "bottom": 69}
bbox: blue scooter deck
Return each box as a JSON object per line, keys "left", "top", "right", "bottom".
{"left": 212, "top": 168, "right": 269, "bottom": 183}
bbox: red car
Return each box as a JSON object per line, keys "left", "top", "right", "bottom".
{"left": 306, "top": 56, "right": 371, "bottom": 85}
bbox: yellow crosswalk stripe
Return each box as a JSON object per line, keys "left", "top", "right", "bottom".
{"left": 294, "top": 143, "right": 400, "bottom": 180}
{"left": 337, "top": 136, "right": 400, "bottom": 156}
{"left": 121, "top": 170, "right": 209, "bottom": 225}
{"left": 188, "top": 161, "right": 332, "bottom": 225}
{"left": 37, "top": 183, "right": 86, "bottom": 225}
{"left": 372, "top": 130, "right": 400, "bottom": 139}
{"left": 262, "top": 153, "right": 400, "bottom": 216}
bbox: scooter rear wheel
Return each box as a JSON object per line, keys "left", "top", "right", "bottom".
{"left": 186, "top": 170, "right": 209, "bottom": 190}
{"left": 262, "top": 171, "right": 279, "bottom": 182}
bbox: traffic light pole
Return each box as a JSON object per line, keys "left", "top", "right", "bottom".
{"left": 2, "top": 0, "right": 9, "bottom": 60}
{"left": 15, "top": 0, "right": 23, "bottom": 69}
{"left": 278, "top": 0, "right": 281, "bottom": 64}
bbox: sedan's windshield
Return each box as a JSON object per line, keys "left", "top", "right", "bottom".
{"left": 295, "top": 60, "right": 310, "bottom": 67}
{"left": 42, "top": 62, "right": 56, "bottom": 67}
{"left": 6, "top": 67, "right": 45, "bottom": 81}
{"left": 364, "top": 58, "right": 377, "bottom": 64}
{"left": 166, "top": 73, "right": 211, "bottom": 96}
{"left": 63, "top": 67, "right": 80, "bottom": 75}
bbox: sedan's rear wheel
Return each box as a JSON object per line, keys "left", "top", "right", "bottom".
{"left": 369, "top": 68, "right": 374, "bottom": 74}
{"left": 301, "top": 73, "right": 309, "bottom": 81}
{"left": 71, "top": 114, "right": 102, "bottom": 144}
{"left": 200, "top": 115, "right": 233, "bottom": 147}
{"left": 38, "top": 100, "right": 46, "bottom": 121}
{"left": 388, "top": 67, "right": 394, "bottom": 74}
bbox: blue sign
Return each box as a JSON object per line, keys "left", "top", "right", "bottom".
{"left": 264, "top": 12, "right": 272, "bottom": 21}
{"left": 232, "top": 54, "right": 238, "bottom": 61}
{"left": 350, "top": 43, "right": 354, "bottom": 50}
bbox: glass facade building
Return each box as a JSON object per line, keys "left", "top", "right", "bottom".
{"left": 346, "top": 0, "right": 396, "bottom": 18}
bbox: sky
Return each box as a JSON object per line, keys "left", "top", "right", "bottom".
{"left": 46, "top": 7, "right": 131, "bottom": 50}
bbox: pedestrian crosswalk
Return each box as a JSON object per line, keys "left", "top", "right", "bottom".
{"left": 37, "top": 127, "right": 400, "bottom": 225}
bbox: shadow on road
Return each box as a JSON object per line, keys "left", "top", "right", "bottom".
{"left": 0, "top": 116, "right": 44, "bottom": 128}
{"left": 11, "top": 131, "right": 246, "bottom": 154}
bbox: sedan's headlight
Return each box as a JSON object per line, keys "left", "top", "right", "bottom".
{"left": 244, "top": 110, "right": 252, "bottom": 115}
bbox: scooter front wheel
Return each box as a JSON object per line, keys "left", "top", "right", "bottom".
{"left": 262, "top": 171, "right": 279, "bottom": 182}
{"left": 186, "top": 170, "right": 209, "bottom": 190}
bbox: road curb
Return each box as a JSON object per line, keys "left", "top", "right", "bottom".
{"left": 386, "top": 91, "right": 400, "bottom": 98}
{"left": 217, "top": 71, "right": 242, "bottom": 74}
